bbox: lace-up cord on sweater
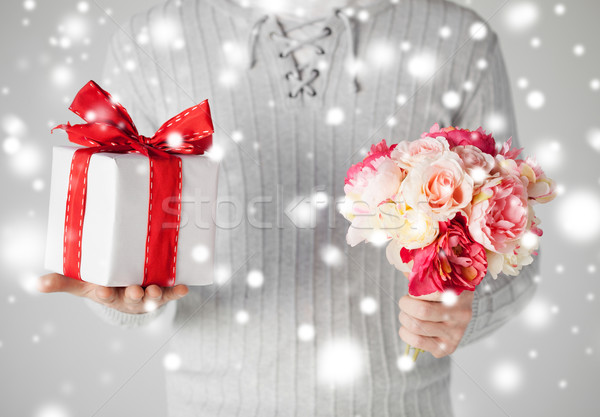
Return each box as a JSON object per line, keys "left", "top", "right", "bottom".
{"left": 272, "top": 21, "right": 331, "bottom": 98}
{"left": 248, "top": 11, "right": 360, "bottom": 97}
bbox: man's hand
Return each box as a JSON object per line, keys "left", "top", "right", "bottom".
{"left": 37, "top": 273, "right": 189, "bottom": 314}
{"left": 398, "top": 291, "right": 475, "bottom": 358}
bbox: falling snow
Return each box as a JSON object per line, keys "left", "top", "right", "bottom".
{"left": 1, "top": 0, "right": 599, "bottom": 413}
{"left": 326, "top": 107, "right": 345, "bottom": 126}
{"left": 297, "top": 323, "right": 316, "bottom": 341}
{"left": 491, "top": 361, "right": 522, "bottom": 392}
{"left": 360, "top": 297, "right": 378, "bottom": 315}
{"left": 526, "top": 90, "right": 545, "bottom": 109}
{"left": 163, "top": 353, "right": 182, "bottom": 371}
{"left": 189, "top": 244, "right": 211, "bottom": 265}
{"left": 556, "top": 190, "right": 600, "bottom": 243}
{"left": 246, "top": 269, "right": 264, "bottom": 288}
{"left": 407, "top": 52, "right": 437, "bottom": 79}
{"left": 318, "top": 339, "right": 363, "bottom": 385}
{"left": 503, "top": 2, "right": 539, "bottom": 31}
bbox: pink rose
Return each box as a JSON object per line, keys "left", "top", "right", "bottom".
{"left": 422, "top": 123, "right": 497, "bottom": 156}
{"left": 452, "top": 145, "right": 495, "bottom": 187}
{"left": 400, "top": 214, "right": 487, "bottom": 296}
{"left": 400, "top": 151, "right": 474, "bottom": 221}
{"left": 390, "top": 137, "right": 450, "bottom": 169}
{"left": 468, "top": 173, "right": 529, "bottom": 253}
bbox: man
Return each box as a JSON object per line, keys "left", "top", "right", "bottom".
{"left": 39, "top": 0, "right": 537, "bottom": 415}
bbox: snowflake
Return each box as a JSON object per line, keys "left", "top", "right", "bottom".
{"left": 491, "top": 361, "right": 522, "bottom": 393}
{"left": 439, "top": 26, "right": 452, "bottom": 39}
{"left": 318, "top": 339, "right": 363, "bottom": 385}
{"left": 23, "top": 0, "right": 36, "bottom": 11}
{"left": 326, "top": 107, "right": 345, "bottom": 126}
{"left": 526, "top": 90, "right": 545, "bottom": 109}
{"left": 3, "top": 137, "right": 21, "bottom": 155}
{"left": 556, "top": 190, "right": 600, "bottom": 243}
{"left": 521, "top": 298, "right": 552, "bottom": 329}
{"left": 297, "top": 323, "right": 315, "bottom": 341}
{"left": 163, "top": 352, "right": 182, "bottom": 371}
{"left": 235, "top": 310, "right": 250, "bottom": 324}
{"left": 554, "top": 4, "right": 566, "bottom": 15}
{"left": 360, "top": 297, "right": 378, "bottom": 315}
{"left": 231, "top": 130, "right": 243, "bottom": 143}
{"left": 321, "top": 245, "right": 343, "bottom": 267}
{"left": 396, "top": 355, "right": 415, "bottom": 372}
{"left": 34, "top": 404, "right": 71, "bottom": 417}
{"left": 367, "top": 41, "right": 394, "bottom": 68}
{"left": 503, "top": 3, "right": 539, "bottom": 31}
{"left": 32, "top": 178, "right": 44, "bottom": 191}
{"left": 469, "top": 22, "right": 488, "bottom": 40}
{"left": 77, "top": 1, "right": 89, "bottom": 13}
{"left": 441, "top": 290, "right": 458, "bottom": 306}
{"left": 517, "top": 77, "right": 529, "bottom": 89}
{"left": 246, "top": 269, "right": 264, "bottom": 288}
{"left": 573, "top": 44, "right": 585, "bottom": 56}
{"left": 407, "top": 52, "right": 436, "bottom": 79}
{"left": 442, "top": 90, "right": 461, "bottom": 109}
{"left": 51, "top": 65, "right": 72, "bottom": 87}
{"left": 396, "top": 94, "right": 407, "bottom": 105}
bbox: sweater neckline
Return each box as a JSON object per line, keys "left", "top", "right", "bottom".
{"left": 201, "top": 0, "right": 399, "bottom": 109}
{"left": 201, "top": 0, "right": 397, "bottom": 23}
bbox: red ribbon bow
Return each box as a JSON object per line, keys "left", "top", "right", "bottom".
{"left": 53, "top": 80, "right": 214, "bottom": 287}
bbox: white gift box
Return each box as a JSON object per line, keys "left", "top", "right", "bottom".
{"left": 44, "top": 146, "right": 219, "bottom": 287}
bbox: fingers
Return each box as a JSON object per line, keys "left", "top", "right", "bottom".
{"left": 142, "top": 284, "right": 188, "bottom": 302}
{"left": 162, "top": 285, "right": 189, "bottom": 302}
{"left": 398, "top": 292, "right": 475, "bottom": 358}
{"left": 398, "top": 327, "right": 451, "bottom": 359}
{"left": 398, "top": 295, "right": 448, "bottom": 322}
{"left": 39, "top": 273, "right": 187, "bottom": 313}
{"left": 144, "top": 285, "right": 163, "bottom": 301}
{"left": 95, "top": 286, "right": 117, "bottom": 303}
{"left": 37, "top": 274, "right": 87, "bottom": 297}
{"left": 398, "top": 310, "right": 448, "bottom": 339}
{"left": 123, "top": 285, "right": 145, "bottom": 305}
{"left": 140, "top": 284, "right": 188, "bottom": 303}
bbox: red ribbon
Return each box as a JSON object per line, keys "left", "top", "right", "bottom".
{"left": 53, "top": 81, "right": 213, "bottom": 287}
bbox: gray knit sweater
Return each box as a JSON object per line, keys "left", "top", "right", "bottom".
{"left": 86, "top": 0, "right": 538, "bottom": 415}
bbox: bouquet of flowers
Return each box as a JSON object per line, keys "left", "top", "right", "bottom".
{"left": 340, "top": 124, "right": 556, "bottom": 359}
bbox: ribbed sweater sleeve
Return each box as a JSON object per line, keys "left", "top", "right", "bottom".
{"left": 454, "top": 30, "right": 538, "bottom": 348}
{"left": 84, "top": 297, "right": 169, "bottom": 328}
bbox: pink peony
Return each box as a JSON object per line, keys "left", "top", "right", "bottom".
{"left": 344, "top": 140, "right": 404, "bottom": 210}
{"left": 497, "top": 137, "right": 523, "bottom": 160}
{"left": 516, "top": 157, "right": 557, "bottom": 204}
{"left": 422, "top": 123, "right": 497, "bottom": 156}
{"left": 400, "top": 214, "right": 487, "bottom": 296}
{"left": 468, "top": 173, "right": 529, "bottom": 254}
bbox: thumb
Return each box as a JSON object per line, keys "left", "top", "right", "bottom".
{"left": 38, "top": 273, "right": 87, "bottom": 297}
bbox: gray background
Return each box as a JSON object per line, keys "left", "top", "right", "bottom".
{"left": 1, "top": 0, "right": 599, "bottom": 416}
